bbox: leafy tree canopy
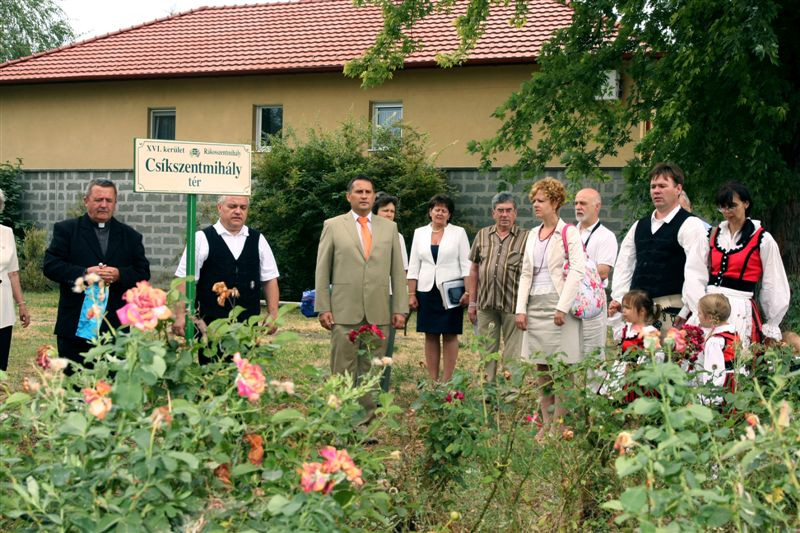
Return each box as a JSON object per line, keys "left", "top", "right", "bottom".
{"left": 345, "top": 0, "right": 800, "bottom": 268}
{"left": 0, "top": 0, "right": 75, "bottom": 63}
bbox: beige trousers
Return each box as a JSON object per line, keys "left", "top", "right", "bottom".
{"left": 477, "top": 308, "right": 523, "bottom": 380}
{"left": 330, "top": 322, "right": 390, "bottom": 423}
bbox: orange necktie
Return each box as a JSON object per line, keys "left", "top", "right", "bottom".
{"left": 358, "top": 216, "right": 372, "bottom": 259}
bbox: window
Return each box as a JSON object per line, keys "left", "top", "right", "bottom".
{"left": 149, "top": 108, "right": 176, "bottom": 140}
{"left": 255, "top": 105, "right": 283, "bottom": 151}
{"left": 596, "top": 70, "right": 621, "bottom": 101}
{"left": 371, "top": 102, "right": 403, "bottom": 149}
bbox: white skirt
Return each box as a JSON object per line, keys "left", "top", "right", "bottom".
{"left": 706, "top": 285, "right": 755, "bottom": 349}
{"left": 521, "top": 292, "right": 583, "bottom": 365}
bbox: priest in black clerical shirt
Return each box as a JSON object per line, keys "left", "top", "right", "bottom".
{"left": 43, "top": 178, "right": 150, "bottom": 373}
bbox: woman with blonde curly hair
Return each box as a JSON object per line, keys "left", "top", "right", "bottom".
{"left": 516, "top": 178, "right": 586, "bottom": 439}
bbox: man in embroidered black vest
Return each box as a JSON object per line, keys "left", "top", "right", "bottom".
{"left": 172, "top": 195, "right": 280, "bottom": 364}
{"left": 610, "top": 163, "right": 709, "bottom": 334}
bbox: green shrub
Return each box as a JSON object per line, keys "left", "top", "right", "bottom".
{"left": 412, "top": 371, "right": 490, "bottom": 489}
{"left": 0, "top": 160, "right": 29, "bottom": 238}
{"left": 783, "top": 274, "right": 800, "bottom": 333}
{"left": 601, "top": 342, "right": 800, "bottom": 531}
{"left": 18, "top": 226, "right": 55, "bottom": 292}
{"left": 250, "top": 121, "right": 449, "bottom": 300}
{"left": 0, "top": 280, "right": 397, "bottom": 531}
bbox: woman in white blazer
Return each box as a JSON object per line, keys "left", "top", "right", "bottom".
{"left": 408, "top": 194, "right": 471, "bottom": 382}
{"left": 515, "top": 178, "right": 586, "bottom": 439}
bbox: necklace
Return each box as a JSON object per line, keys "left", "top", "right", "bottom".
{"left": 431, "top": 227, "right": 444, "bottom": 233}
{"left": 534, "top": 231, "right": 554, "bottom": 274}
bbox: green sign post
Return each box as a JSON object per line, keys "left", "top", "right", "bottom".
{"left": 185, "top": 194, "right": 197, "bottom": 339}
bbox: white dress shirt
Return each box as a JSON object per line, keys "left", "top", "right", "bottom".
{"left": 175, "top": 220, "right": 279, "bottom": 281}
{"left": 398, "top": 233, "right": 409, "bottom": 270}
{"left": 579, "top": 220, "right": 619, "bottom": 288}
{"left": 388, "top": 233, "right": 409, "bottom": 296}
{"left": 612, "top": 205, "right": 709, "bottom": 317}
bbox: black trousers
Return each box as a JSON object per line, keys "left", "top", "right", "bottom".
{"left": 57, "top": 336, "right": 93, "bottom": 376}
{"left": 0, "top": 325, "right": 12, "bottom": 372}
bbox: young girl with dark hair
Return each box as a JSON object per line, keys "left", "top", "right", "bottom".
{"left": 601, "top": 290, "right": 662, "bottom": 402}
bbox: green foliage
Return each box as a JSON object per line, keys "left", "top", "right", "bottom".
{"left": 345, "top": 0, "right": 531, "bottom": 86}
{"left": 600, "top": 343, "right": 800, "bottom": 530}
{"left": 0, "top": 160, "right": 29, "bottom": 238}
{"left": 249, "top": 121, "right": 449, "bottom": 300}
{"left": 346, "top": 0, "right": 800, "bottom": 268}
{"left": 0, "top": 0, "right": 75, "bottom": 62}
{"left": 412, "top": 371, "right": 490, "bottom": 488}
{"left": 784, "top": 274, "right": 800, "bottom": 332}
{"left": 18, "top": 226, "right": 55, "bottom": 292}
{"left": 0, "top": 289, "right": 396, "bottom": 531}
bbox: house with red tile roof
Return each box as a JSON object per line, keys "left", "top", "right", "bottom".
{"left": 0, "top": 0, "right": 635, "bottom": 276}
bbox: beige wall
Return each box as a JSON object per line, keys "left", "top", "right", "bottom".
{"left": 0, "top": 65, "right": 637, "bottom": 170}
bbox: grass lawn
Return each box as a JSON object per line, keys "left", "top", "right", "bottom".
{"left": 4, "top": 290, "right": 60, "bottom": 389}
{"left": 4, "top": 291, "right": 489, "bottom": 397}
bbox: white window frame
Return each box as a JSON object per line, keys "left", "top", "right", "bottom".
{"left": 596, "top": 70, "right": 621, "bottom": 101}
{"left": 371, "top": 102, "right": 403, "bottom": 150}
{"left": 149, "top": 108, "right": 176, "bottom": 140}
{"left": 255, "top": 105, "right": 283, "bottom": 152}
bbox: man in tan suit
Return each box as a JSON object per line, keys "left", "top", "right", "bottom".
{"left": 315, "top": 175, "right": 408, "bottom": 421}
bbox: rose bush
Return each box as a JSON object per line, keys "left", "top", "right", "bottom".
{"left": 0, "top": 280, "right": 398, "bottom": 531}
{"left": 602, "top": 340, "right": 800, "bottom": 531}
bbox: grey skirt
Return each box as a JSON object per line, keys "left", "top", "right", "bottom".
{"left": 522, "top": 292, "right": 583, "bottom": 365}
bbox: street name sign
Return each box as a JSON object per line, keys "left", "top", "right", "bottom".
{"left": 134, "top": 138, "right": 251, "bottom": 195}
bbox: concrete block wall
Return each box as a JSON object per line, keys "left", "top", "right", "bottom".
{"left": 444, "top": 168, "right": 629, "bottom": 237}
{"left": 20, "top": 168, "right": 631, "bottom": 283}
{"left": 21, "top": 170, "right": 197, "bottom": 284}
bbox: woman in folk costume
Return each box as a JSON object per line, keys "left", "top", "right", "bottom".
{"left": 707, "top": 182, "right": 790, "bottom": 349}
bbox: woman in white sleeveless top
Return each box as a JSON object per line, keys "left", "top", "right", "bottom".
{"left": 516, "top": 178, "right": 586, "bottom": 439}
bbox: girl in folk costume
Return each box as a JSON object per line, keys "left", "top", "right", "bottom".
{"left": 707, "top": 182, "right": 790, "bottom": 349}
{"left": 602, "top": 290, "right": 662, "bottom": 402}
{"left": 695, "top": 293, "right": 740, "bottom": 394}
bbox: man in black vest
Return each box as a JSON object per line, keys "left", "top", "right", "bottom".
{"left": 172, "top": 195, "right": 280, "bottom": 363}
{"left": 610, "top": 163, "right": 709, "bottom": 333}
{"left": 44, "top": 178, "right": 151, "bottom": 372}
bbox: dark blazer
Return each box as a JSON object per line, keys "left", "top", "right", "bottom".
{"left": 43, "top": 214, "right": 150, "bottom": 339}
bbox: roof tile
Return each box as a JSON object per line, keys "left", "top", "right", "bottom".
{"left": 0, "top": 0, "right": 573, "bottom": 83}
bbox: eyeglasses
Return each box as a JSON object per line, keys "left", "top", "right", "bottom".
{"left": 717, "top": 203, "right": 741, "bottom": 213}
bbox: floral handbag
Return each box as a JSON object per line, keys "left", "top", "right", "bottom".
{"left": 561, "top": 225, "right": 606, "bottom": 319}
